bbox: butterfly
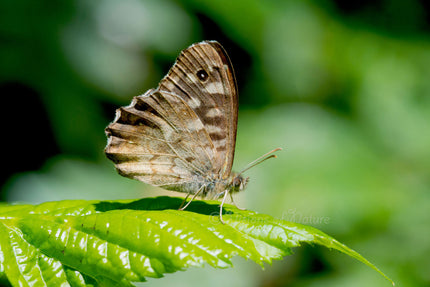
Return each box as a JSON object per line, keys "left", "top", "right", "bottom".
{"left": 105, "top": 40, "right": 280, "bottom": 223}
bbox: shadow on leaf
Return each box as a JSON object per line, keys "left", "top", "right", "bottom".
{"left": 93, "top": 196, "right": 231, "bottom": 215}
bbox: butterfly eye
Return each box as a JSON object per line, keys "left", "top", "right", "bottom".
{"left": 196, "top": 69, "right": 209, "bottom": 81}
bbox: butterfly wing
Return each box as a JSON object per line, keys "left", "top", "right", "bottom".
{"left": 158, "top": 41, "right": 238, "bottom": 179}
{"left": 105, "top": 89, "right": 217, "bottom": 193}
{"left": 105, "top": 41, "right": 238, "bottom": 193}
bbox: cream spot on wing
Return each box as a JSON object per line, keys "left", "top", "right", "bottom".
{"left": 186, "top": 122, "right": 205, "bottom": 132}
{"left": 187, "top": 97, "right": 201, "bottom": 109}
{"left": 213, "top": 138, "right": 226, "bottom": 148}
{"left": 205, "top": 82, "right": 223, "bottom": 94}
{"left": 206, "top": 125, "right": 223, "bottom": 134}
{"left": 205, "top": 108, "right": 220, "bottom": 118}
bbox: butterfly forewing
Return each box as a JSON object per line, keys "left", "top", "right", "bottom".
{"left": 158, "top": 41, "right": 238, "bottom": 178}
{"left": 105, "top": 41, "right": 238, "bottom": 195}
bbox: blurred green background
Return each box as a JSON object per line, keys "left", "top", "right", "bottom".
{"left": 1, "top": 0, "right": 429, "bottom": 286}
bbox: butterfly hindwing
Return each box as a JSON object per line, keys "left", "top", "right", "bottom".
{"left": 105, "top": 89, "right": 217, "bottom": 193}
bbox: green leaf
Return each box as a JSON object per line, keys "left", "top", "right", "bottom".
{"left": 0, "top": 196, "right": 394, "bottom": 286}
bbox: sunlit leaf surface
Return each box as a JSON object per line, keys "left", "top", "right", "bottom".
{"left": 0, "top": 197, "right": 393, "bottom": 286}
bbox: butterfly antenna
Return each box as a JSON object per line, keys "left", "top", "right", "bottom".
{"left": 237, "top": 148, "right": 282, "bottom": 176}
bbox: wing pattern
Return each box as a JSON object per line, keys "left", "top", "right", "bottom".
{"left": 105, "top": 41, "right": 238, "bottom": 194}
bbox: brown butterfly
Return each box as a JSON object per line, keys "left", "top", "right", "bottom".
{"left": 105, "top": 40, "right": 280, "bottom": 223}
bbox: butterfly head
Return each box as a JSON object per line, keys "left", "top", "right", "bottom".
{"left": 230, "top": 173, "right": 249, "bottom": 193}
{"left": 229, "top": 148, "right": 282, "bottom": 193}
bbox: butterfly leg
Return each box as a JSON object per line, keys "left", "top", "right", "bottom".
{"left": 179, "top": 185, "right": 205, "bottom": 211}
{"left": 178, "top": 193, "right": 191, "bottom": 210}
{"left": 219, "top": 190, "right": 230, "bottom": 224}
{"left": 230, "top": 193, "right": 246, "bottom": 210}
